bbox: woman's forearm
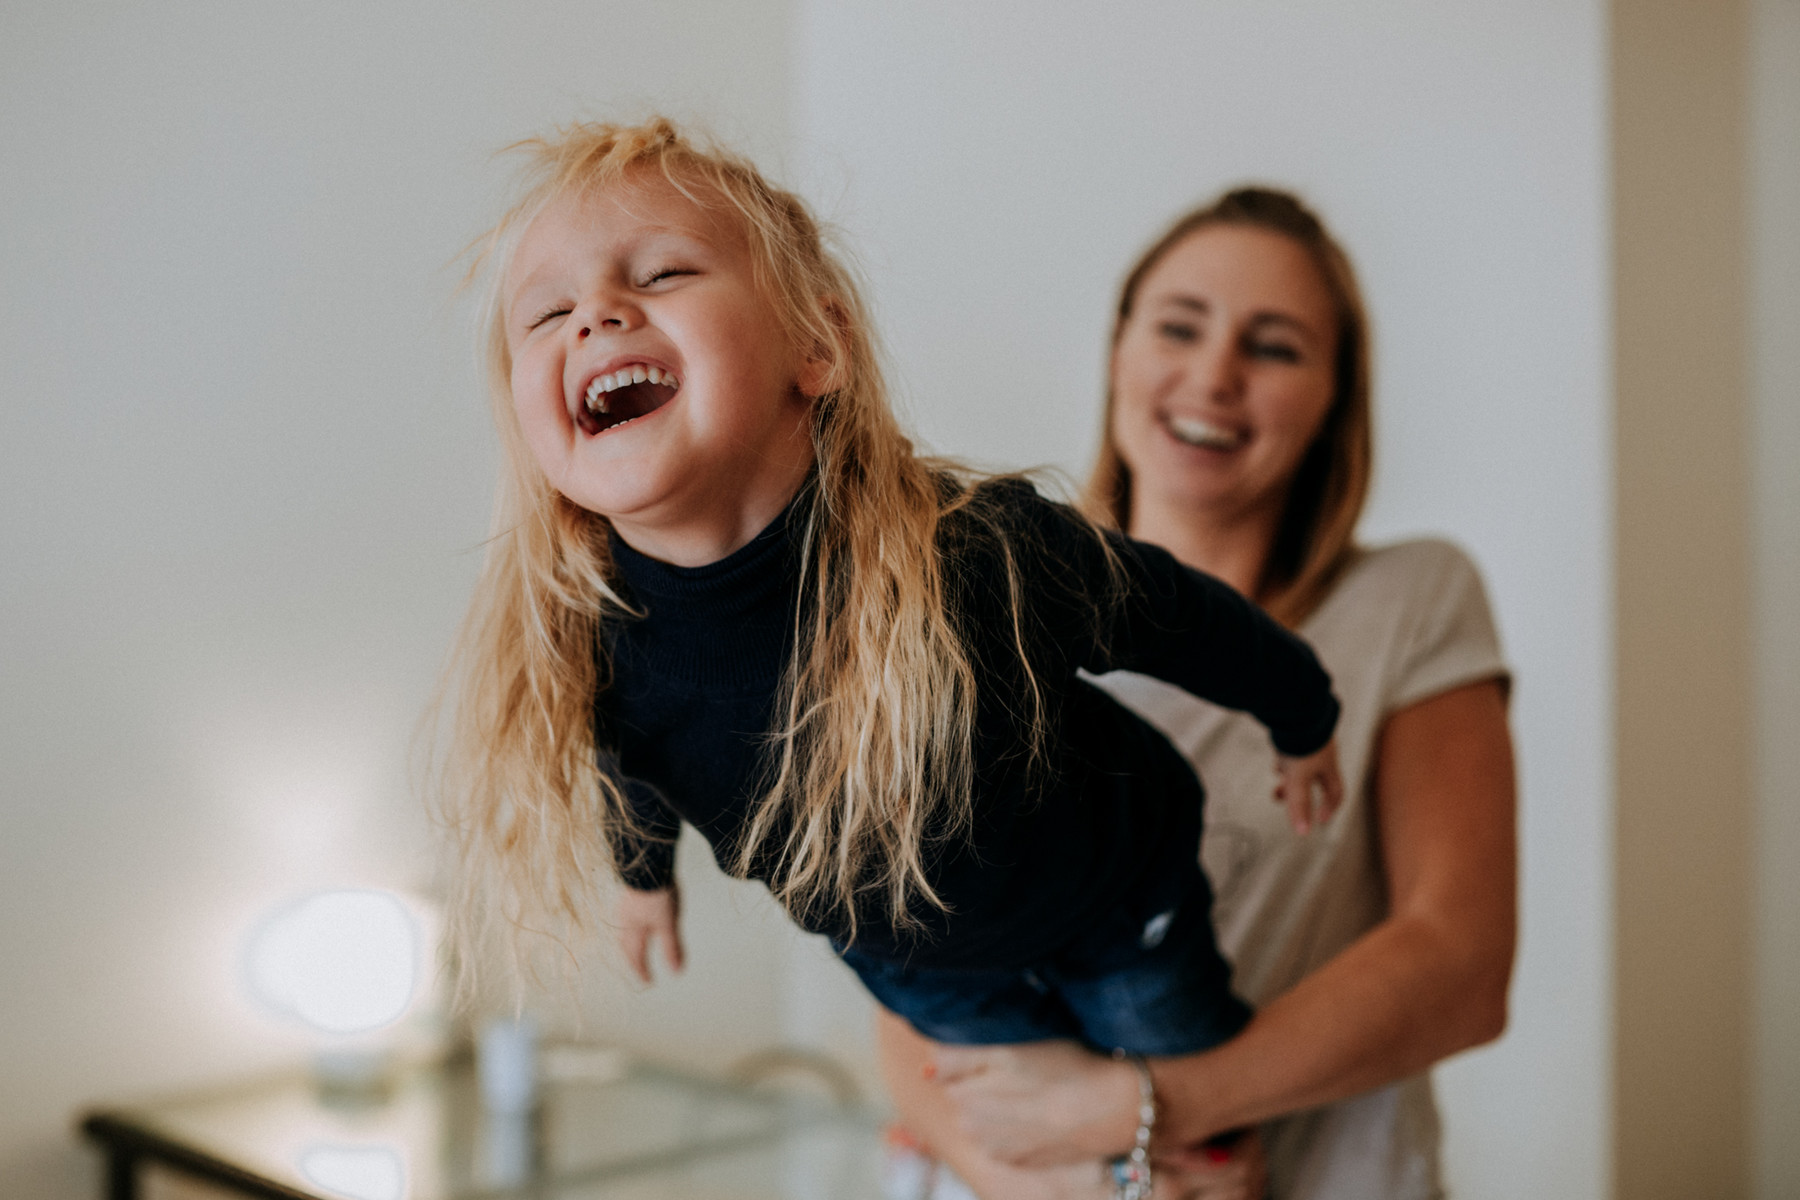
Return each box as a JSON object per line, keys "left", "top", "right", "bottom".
{"left": 1155, "top": 681, "right": 1516, "bottom": 1147}
{"left": 928, "top": 682, "right": 1517, "bottom": 1170}
{"left": 1150, "top": 906, "right": 1510, "bottom": 1147}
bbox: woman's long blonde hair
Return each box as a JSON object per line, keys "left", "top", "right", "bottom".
{"left": 1086, "top": 187, "right": 1373, "bottom": 627}
{"left": 436, "top": 119, "right": 1024, "bottom": 981}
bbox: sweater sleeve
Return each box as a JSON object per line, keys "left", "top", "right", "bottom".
{"left": 997, "top": 481, "right": 1340, "bottom": 757}
{"left": 1094, "top": 533, "right": 1339, "bottom": 756}
{"left": 606, "top": 762, "right": 682, "bottom": 891}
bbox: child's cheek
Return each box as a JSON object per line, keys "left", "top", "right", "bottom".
{"left": 510, "top": 358, "right": 572, "bottom": 479}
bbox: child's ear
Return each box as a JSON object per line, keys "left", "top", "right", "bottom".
{"left": 795, "top": 295, "right": 851, "bottom": 399}
{"left": 796, "top": 353, "right": 833, "bottom": 399}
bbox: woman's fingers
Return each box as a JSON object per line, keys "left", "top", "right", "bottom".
{"left": 1157, "top": 1129, "right": 1269, "bottom": 1200}
{"left": 935, "top": 1041, "right": 1144, "bottom": 1166}
{"left": 931, "top": 1043, "right": 996, "bottom": 1084}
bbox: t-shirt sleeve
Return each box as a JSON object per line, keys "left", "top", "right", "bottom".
{"left": 990, "top": 481, "right": 1339, "bottom": 757}
{"left": 1386, "top": 541, "right": 1511, "bottom": 713}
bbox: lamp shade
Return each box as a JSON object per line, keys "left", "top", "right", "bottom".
{"left": 245, "top": 889, "right": 420, "bottom": 1035}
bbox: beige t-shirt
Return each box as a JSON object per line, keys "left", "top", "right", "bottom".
{"left": 1093, "top": 539, "right": 1508, "bottom": 1200}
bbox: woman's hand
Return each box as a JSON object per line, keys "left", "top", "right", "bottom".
{"left": 1159, "top": 1129, "right": 1274, "bottom": 1200}
{"left": 931, "top": 1041, "right": 1268, "bottom": 1198}
{"left": 1273, "top": 738, "right": 1343, "bottom": 834}
{"left": 1156, "top": 1129, "right": 1269, "bottom": 1200}
{"left": 614, "top": 884, "right": 685, "bottom": 983}
{"left": 933, "top": 1041, "right": 1142, "bottom": 1167}
{"left": 878, "top": 1015, "right": 1268, "bottom": 1200}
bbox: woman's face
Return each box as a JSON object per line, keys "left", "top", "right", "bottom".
{"left": 1110, "top": 225, "right": 1339, "bottom": 528}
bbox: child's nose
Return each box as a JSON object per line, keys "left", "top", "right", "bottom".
{"left": 576, "top": 294, "right": 642, "bottom": 338}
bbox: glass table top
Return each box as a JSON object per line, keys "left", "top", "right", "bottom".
{"left": 83, "top": 1053, "right": 889, "bottom": 1200}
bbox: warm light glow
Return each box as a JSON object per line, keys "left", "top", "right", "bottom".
{"left": 299, "top": 1143, "right": 406, "bottom": 1200}
{"left": 246, "top": 890, "right": 419, "bottom": 1034}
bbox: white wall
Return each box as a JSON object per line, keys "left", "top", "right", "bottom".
{"left": 788, "top": 3, "right": 1610, "bottom": 1198}
{"left": 0, "top": 3, "right": 800, "bottom": 1196}
{"left": 1751, "top": 1, "right": 1800, "bottom": 1195}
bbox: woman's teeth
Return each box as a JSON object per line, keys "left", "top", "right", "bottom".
{"left": 584, "top": 365, "right": 679, "bottom": 414}
{"left": 1166, "top": 415, "right": 1243, "bottom": 449}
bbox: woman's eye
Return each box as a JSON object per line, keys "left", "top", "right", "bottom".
{"left": 1249, "top": 340, "right": 1301, "bottom": 363}
{"left": 1157, "top": 321, "right": 1198, "bottom": 343}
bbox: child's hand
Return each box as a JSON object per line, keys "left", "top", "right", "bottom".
{"left": 615, "top": 884, "right": 686, "bottom": 984}
{"left": 1274, "top": 739, "right": 1343, "bottom": 834}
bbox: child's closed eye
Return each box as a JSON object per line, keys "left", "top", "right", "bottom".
{"left": 528, "top": 306, "right": 572, "bottom": 330}
{"left": 638, "top": 266, "right": 694, "bottom": 287}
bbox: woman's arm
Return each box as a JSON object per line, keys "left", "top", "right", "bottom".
{"left": 939, "top": 678, "right": 1517, "bottom": 1164}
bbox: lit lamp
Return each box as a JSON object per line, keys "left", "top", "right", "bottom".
{"left": 245, "top": 889, "right": 424, "bottom": 1093}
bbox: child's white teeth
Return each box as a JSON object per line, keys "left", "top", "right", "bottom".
{"left": 582, "top": 366, "right": 680, "bottom": 414}
{"left": 1168, "top": 415, "right": 1242, "bottom": 449}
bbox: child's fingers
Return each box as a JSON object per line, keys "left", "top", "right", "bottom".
{"left": 1273, "top": 765, "right": 1312, "bottom": 834}
{"left": 1274, "top": 743, "right": 1344, "bottom": 835}
{"left": 1314, "top": 762, "right": 1345, "bottom": 825}
{"left": 661, "top": 916, "right": 686, "bottom": 974}
{"left": 1283, "top": 777, "right": 1313, "bottom": 835}
{"left": 619, "top": 925, "right": 652, "bottom": 983}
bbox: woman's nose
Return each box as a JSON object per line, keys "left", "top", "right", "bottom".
{"left": 1192, "top": 342, "right": 1244, "bottom": 401}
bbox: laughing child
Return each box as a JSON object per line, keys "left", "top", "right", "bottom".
{"left": 440, "top": 118, "right": 1342, "bottom": 1068}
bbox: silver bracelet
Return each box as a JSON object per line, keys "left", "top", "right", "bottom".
{"left": 1109, "top": 1049, "right": 1155, "bottom": 1200}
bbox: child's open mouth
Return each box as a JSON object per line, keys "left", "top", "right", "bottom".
{"left": 577, "top": 365, "right": 680, "bottom": 435}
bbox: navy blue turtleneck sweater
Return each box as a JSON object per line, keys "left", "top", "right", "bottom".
{"left": 599, "top": 478, "right": 1338, "bottom": 971}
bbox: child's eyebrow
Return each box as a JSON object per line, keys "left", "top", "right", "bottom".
{"left": 622, "top": 223, "right": 716, "bottom": 251}
{"left": 505, "top": 263, "right": 564, "bottom": 313}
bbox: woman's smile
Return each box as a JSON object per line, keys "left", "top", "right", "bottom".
{"left": 1160, "top": 411, "right": 1249, "bottom": 452}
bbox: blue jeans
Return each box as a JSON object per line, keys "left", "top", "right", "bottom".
{"left": 838, "top": 863, "right": 1250, "bottom": 1056}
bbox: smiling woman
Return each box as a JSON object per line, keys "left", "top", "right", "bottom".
{"left": 877, "top": 189, "right": 1513, "bottom": 1200}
